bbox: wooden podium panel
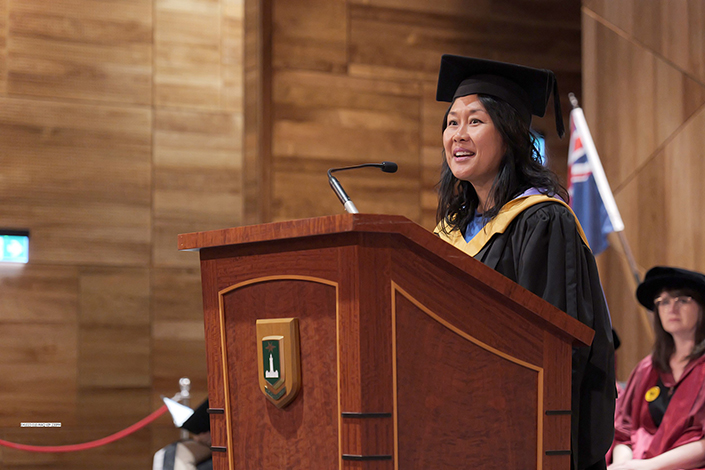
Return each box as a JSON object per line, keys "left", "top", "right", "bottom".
{"left": 395, "top": 291, "right": 539, "bottom": 469}
{"left": 221, "top": 279, "right": 339, "bottom": 468}
{"left": 180, "top": 214, "right": 592, "bottom": 470}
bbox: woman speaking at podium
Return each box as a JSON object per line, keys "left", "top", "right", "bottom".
{"left": 433, "top": 55, "right": 615, "bottom": 470}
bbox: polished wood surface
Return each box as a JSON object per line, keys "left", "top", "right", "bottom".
{"left": 243, "top": 0, "right": 272, "bottom": 224}
{"left": 0, "top": 1, "right": 242, "bottom": 468}
{"left": 246, "top": 0, "right": 582, "bottom": 229}
{"left": 189, "top": 214, "right": 590, "bottom": 469}
{"left": 7, "top": 0, "right": 153, "bottom": 104}
{"left": 395, "top": 293, "right": 538, "bottom": 468}
{"left": 180, "top": 214, "right": 592, "bottom": 348}
{"left": 224, "top": 280, "right": 339, "bottom": 467}
{"left": 582, "top": 1, "right": 705, "bottom": 380}
{"left": 0, "top": 0, "right": 642, "bottom": 468}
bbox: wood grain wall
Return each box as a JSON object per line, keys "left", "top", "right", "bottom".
{"left": 248, "top": 0, "right": 582, "bottom": 228}
{"left": 582, "top": 0, "right": 705, "bottom": 380}
{"left": 0, "top": 0, "right": 243, "bottom": 468}
{"left": 0, "top": 0, "right": 584, "bottom": 468}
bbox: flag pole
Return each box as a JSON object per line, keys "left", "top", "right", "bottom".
{"left": 568, "top": 93, "right": 642, "bottom": 286}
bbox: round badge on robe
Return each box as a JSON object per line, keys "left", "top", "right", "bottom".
{"left": 645, "top": 386, "right": 660, "bottom": 402}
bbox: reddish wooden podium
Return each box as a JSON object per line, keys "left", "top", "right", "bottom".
{"left": 179, "top": 214, "right": 593, "bottom": 470}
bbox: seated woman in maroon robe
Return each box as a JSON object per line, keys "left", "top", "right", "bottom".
{"left": 608, "top": 266, "right": 705, "bottom": 470}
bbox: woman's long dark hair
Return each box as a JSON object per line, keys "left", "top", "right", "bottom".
{"left": 436, "top": 94, "right": 568, "bottom": 235}
{"left": 652, "top": 287, "right": 705, "bottom": 373}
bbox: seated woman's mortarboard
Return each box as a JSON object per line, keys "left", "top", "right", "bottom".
{"left": 636, "top": 266, "right": 705, "bottom": 310}
{"left": 435, "top": 55, "right": 565, "bottom": 138}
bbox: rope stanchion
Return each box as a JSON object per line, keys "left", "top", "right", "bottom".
{"left": 0, "top": 404, "right": 168, "bottom": 453}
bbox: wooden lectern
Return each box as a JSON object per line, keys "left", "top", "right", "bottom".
{"left": 178, "top": 214, "right": 593, "bottom": 470}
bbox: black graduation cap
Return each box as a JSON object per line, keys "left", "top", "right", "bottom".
{"left": 163, "top": 397, "right": 211, "bottom": 435}
{"left": 636, "top": 266, "right": 705, "bottom": 311}
{"left": 436, "top": 54, "right": 565, "bottom": 137}
{"left": 181, "top": 398, "right": 210, "bottom": 435}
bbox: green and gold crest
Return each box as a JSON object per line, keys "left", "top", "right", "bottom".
{"left": 256, "top": 318, "right": 301, "bottom": 408}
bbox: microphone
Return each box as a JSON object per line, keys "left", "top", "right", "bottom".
{"left": 327, "top": 162, "right": 398, "bottom": 214}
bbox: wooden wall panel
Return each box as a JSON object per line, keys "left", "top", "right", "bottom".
{"left": 358, "top": 0, "right": 495, "bottom": 17}
{"left": 151, "top": 267, "right": 208, "bottom": 393}
{"left": 0, "top": 0, "right": 6, "bottom": 94}
{"left": 79, "top": 325, "right": 151, "bottom": 388}
{"left": 152, "top": 267, "right": 204, "bottom": 321}
{"left": 153, "top": 108, "right": 242, "bottom": 268}
{"left": 585, "top": 23, "right": 657, "bottom": 189}
{"left": 662, "top": 107, "right": 705, "bottom": 266}
{"left": 618, "top": 152, "right": 668, "bottom": 273}
{"left": 0, "top": 265, "right": 78, "bottom": 323}
{"left": 585, "top": 0, "right": 705, "bottom": 84}
{"left": 263, "top": 0, "right": 581, "bottom": 226}
{"left": 272, "top": 0, "right": 347, "bottom": 73}
{"left": 7, "top": 0, "right": 152, "bottom": 104}
{"left": 0, "top": 427, "right": 152, "bottom": 470}
{"left": 79, "top": 268, "right": 150, "bottom": 327}
{"left": 0, "top": 0, "right": 587, "bottom": 466}
{"left": 152, "top": 330, "right": 208, "bottom": 392}
{"left": 583, "top": 13, "right": 705, "bottom": 190}
{"left": 270, "top": 69, "right": 421, "bottom": 220}
{"left": 583, "top": 0, "right": 635, "bottom": 35}
{"left": 0, "top": 97, "right": 152, "bottom": 266}
{"left": 583, "top": 1, "right": 705, "bottom": 380}
{"left": 655, "top": 60, "right": 705, "bottom": 144}
{"left": 155, "top": 0, "right": 222, "bottom": 109}
{"left": 223, "top": 0, "right": 245, "bottom": 112}
{"left": 76, "top": 389, "right": 152, "bottom": 426}
{"left": 0, "top": 0, "right": 243, "bottom": 468}
{"left": 242, "top": 0, "right": 271, "bottom": 224}
{"left": 0, "top": 324, "right": 78, "bottom": 426}
{"left": 421, "top": 81, "right": 450, "bottom": 228}
{"left": 77, "top": 268, "right": 151, "bottom": 387}
{"left": 348, "top": 5, "right": 492, "bottom": 82}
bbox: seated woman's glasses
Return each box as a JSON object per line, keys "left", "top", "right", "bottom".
{"left": 653, "top": 295, "right": 693, "bottom": 310}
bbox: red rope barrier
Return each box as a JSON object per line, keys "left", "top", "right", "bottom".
{"left": 0, "top": 404, "right": 168, "bottom": 453}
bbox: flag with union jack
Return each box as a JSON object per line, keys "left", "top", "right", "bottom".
{"left": 568, "top": 107, "right": 623, "bottom": 255}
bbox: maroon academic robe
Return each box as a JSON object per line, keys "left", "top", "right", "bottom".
{"left": 612, "top": 354, "right": 705, "bottom": 467}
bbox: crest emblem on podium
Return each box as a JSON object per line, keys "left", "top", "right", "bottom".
{"left": 256, "top": 318, "right": 301, "bottom": 408}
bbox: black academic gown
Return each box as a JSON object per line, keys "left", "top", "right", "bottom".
{"left": 475, "top": 201, "right": 615, "bottom": 470}
{"left": 437, "top": 198, "right": 615, "bottom": 470}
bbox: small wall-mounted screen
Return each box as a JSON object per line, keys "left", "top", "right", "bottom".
{"left": 0, "top": 230, "right": 30, "bottom": 264}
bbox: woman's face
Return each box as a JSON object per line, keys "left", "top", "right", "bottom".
{"left": 443, "top": 95, "right": 506, "bottom": 191}
{"left": 655, "top": 289, "right": 701, "bottom": 340}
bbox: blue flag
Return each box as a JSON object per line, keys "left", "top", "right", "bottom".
{"left": 568, "top": 111, "right": 618, "bottom": 255}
